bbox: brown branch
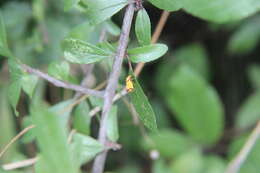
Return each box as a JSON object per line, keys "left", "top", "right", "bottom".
{"left": 2, "top": 157, "right": 38, "bottom": 171}
{"left": 225, "top": 121, "right": 260, "bottom": 173}
{"left": 91, "top": 3, "right": 135, "bottom": 173}
{"left": 0, "top": 125, "right": 35, "bottom": 159}
{"left": 22, "top": 64, "right": 104, "bottom": 98}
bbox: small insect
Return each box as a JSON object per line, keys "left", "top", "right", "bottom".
{"left": 126, "top": 75, "right": 134, "bottom": 92}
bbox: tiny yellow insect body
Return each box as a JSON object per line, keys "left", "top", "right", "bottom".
{"left": 126, "top": 75, "right": 134, "bottom": 92}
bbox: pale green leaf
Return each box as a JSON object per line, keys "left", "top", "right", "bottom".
{"left": 166, "top": 65, "right": 224, "bottom": 144}
{"left": 104, "top": 20, "right": 121, "bottom": 36}
{"left": 62, "top": 38, "right": 111, "bottom": 64}
{"left": 48, "top": 61, "right": 70, "bottom": 81}
{"left": 203, "top": 156, "right": 226, "bottom": 173}
{"left": 135, "top": 8, "right": 151, "bottom": 46}
{"left": 82, "top": 0, "right": 128, "bottom": 25}
{"left": 31, "top": 103, "right": 78, "bottom": 173}
{"left": 64, "top": 0, "right": 80, "bottom": 11}
{"left": 129, "top": 75, "right": 157, "bottom": 132}
{"left": 148, "top": 0, "right": 182, "bottom": 12}
{"left": 107, "top": 106, "right": 119, "bottom": 142}
{"left": 73, "top": 101, "right": 91, "bottom": 135}
{"left": 170, "top": 149, "right": 204, "bottom": 173}
{"left": 0, "top": 12, "right": 11, "bottom": 57}
{"left": 71, "top": 133, "right": 104, "bottom": 167}
{"left": 128, "top": 44, "right": 168, "bottom": 63}
{"left": 21, "top": 74, "right": 38, "bottom": 98}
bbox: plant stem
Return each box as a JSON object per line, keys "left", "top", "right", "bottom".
{"left": 22, "top": 64, "right": 104, "bottom": 98}
{"left": 91, "top": 3, "right": 135, "bottom": 173}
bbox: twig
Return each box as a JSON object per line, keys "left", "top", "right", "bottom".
{"left": 2, "top": 157, "right": 38, "bottom": 171}
{"left": 0, "top": 125, "right": 35, "bottom": 159}
{"left": 225, "top": 121, "right": 260, "bottom": 173}
{"left": 92, "top": 3, "right": 135, "bottom": 173}
{"left": 87, "top": 11, "right": 170, "bottom": 118}
{"left": 22, "top": 64, "right": 104, "bottom": 98}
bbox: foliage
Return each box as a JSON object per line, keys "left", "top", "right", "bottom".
{"left": 0, "top": 0, "right": 259, "bottom": 173}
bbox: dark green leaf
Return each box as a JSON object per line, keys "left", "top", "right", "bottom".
{"left": 142, "top": 129, "right": 194, "bottom": 158}
{"left": 129, "top": 75, "right": 157, "bottom": 132}
{"left": 166, "top": 65, "right": 224, "bottom": 144}
{"left": 248, "top": 64, "right": 260, "bottom": 89}
{"left": 182, "top": 0, "right": 260, "bottom": 23}
{"left": 128, "top": 44, "right": 168, "bottom": 63}
{"left": 82, "top": 0, "right": 128, "bottom": 25}
{"left": 148, "top": 0, "right": 182, "bottom": 12}
{"left": 62, "top": 38, "right": 111, "bottom": 64}
{"left": 107, "top": 106, "right": 119, "bottom": 142}
{"left": 235, "top": 91, "right": 260, "bottom": 129}
{"left": 71, "top": 133, "right": 104, "bottom": 167}
{"left": 135, "top": 8, "right": 151, "bottom": 46}
{"left": 31, "top": 103, "right": 78, "bottom": 173}
{"left": 73, "top": 101, "right": 91, "bottom": 135}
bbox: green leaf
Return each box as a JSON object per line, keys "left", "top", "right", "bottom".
{"left": 64, "top": 0, "right": 80, "bottom": 11}
{"left": 148, "top": 0, "right": 182, "bottom": 12}
{"left": 104, "top": 20, "right": 121, "bottom": 36}
{"left": 173, "top": 43, "right": 210, "bottom": 80}
{"left": 135, "top": 8, "right": 151, "bottom": 46}
{"left": 166, "top": 65, "right": 224, "bottom": 144}
{"left": 21, "top": 74, "right": 38, "bottom": 98}
{"left": 0, "top": 12, "right": 11, "bottom": 57}
{"left": 81, "top": 0, "right": 128, "bottom": 25}
{"left": 248, "top": 64, "right": 260, "bottom": 89}
{"left": 21, "top": 116, "right": 35, "bottom": 143}
{"left": 142, "top": 129, "right": 194, "bottom": 158}
{"left": 107, "top": 106, "right": 119, "bottom": 142}
{"left": 31, "top": 103, "right": 78, "bottom": 173}
{"left": 235, "top": 91, "right": 260, "bottom": 129}
{"left": 170, "top": 149, "right": 204, "bottom": 173}
{"left": 48, "top": 61, "right": 70, "bottom": 81}
{"left": 182, "top": 0, "right": 260, "bottom": 23}
{"left": 129, "top": 75, "right": 157, "bottom": 132}
{"left": 62, "top": 38, "right": 111, "bottom": 64}
{"left": 203, "top": 156, "right": 226, "bottom": 173}
{"left": 71, "top": 133, "right": 104, "bottom": 167}
{"left": 73, "top": 101, "right": 91, "bottom": 135}
{"left": 228, "top": 15, "right": 260, "bottom": 55}
{"left": 128, "top": 44, "right": 168, "bottom": 63}
{"left": 152, "top": 159, "right": 171, "bottom": 173}
{"left": 228, "top": 134, "right": 260, "bottom": 173}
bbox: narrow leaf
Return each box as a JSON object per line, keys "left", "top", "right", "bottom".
{"left": 128, "top": 44, "right": 168, "bottom": 63}
{"left": 62, "top": 38, "right": 111, "bottom": 64}
{"left": 129, "top": 74, "right": 157, "bottom": 132}
{"left": 0, "top": 12, "right": 11, "bottom": 57}
{"left": 135, "top": 8, "right": 151, "bottom": 46}
{"left": 107, "top": 106, "right": 119, "bottom": 142}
